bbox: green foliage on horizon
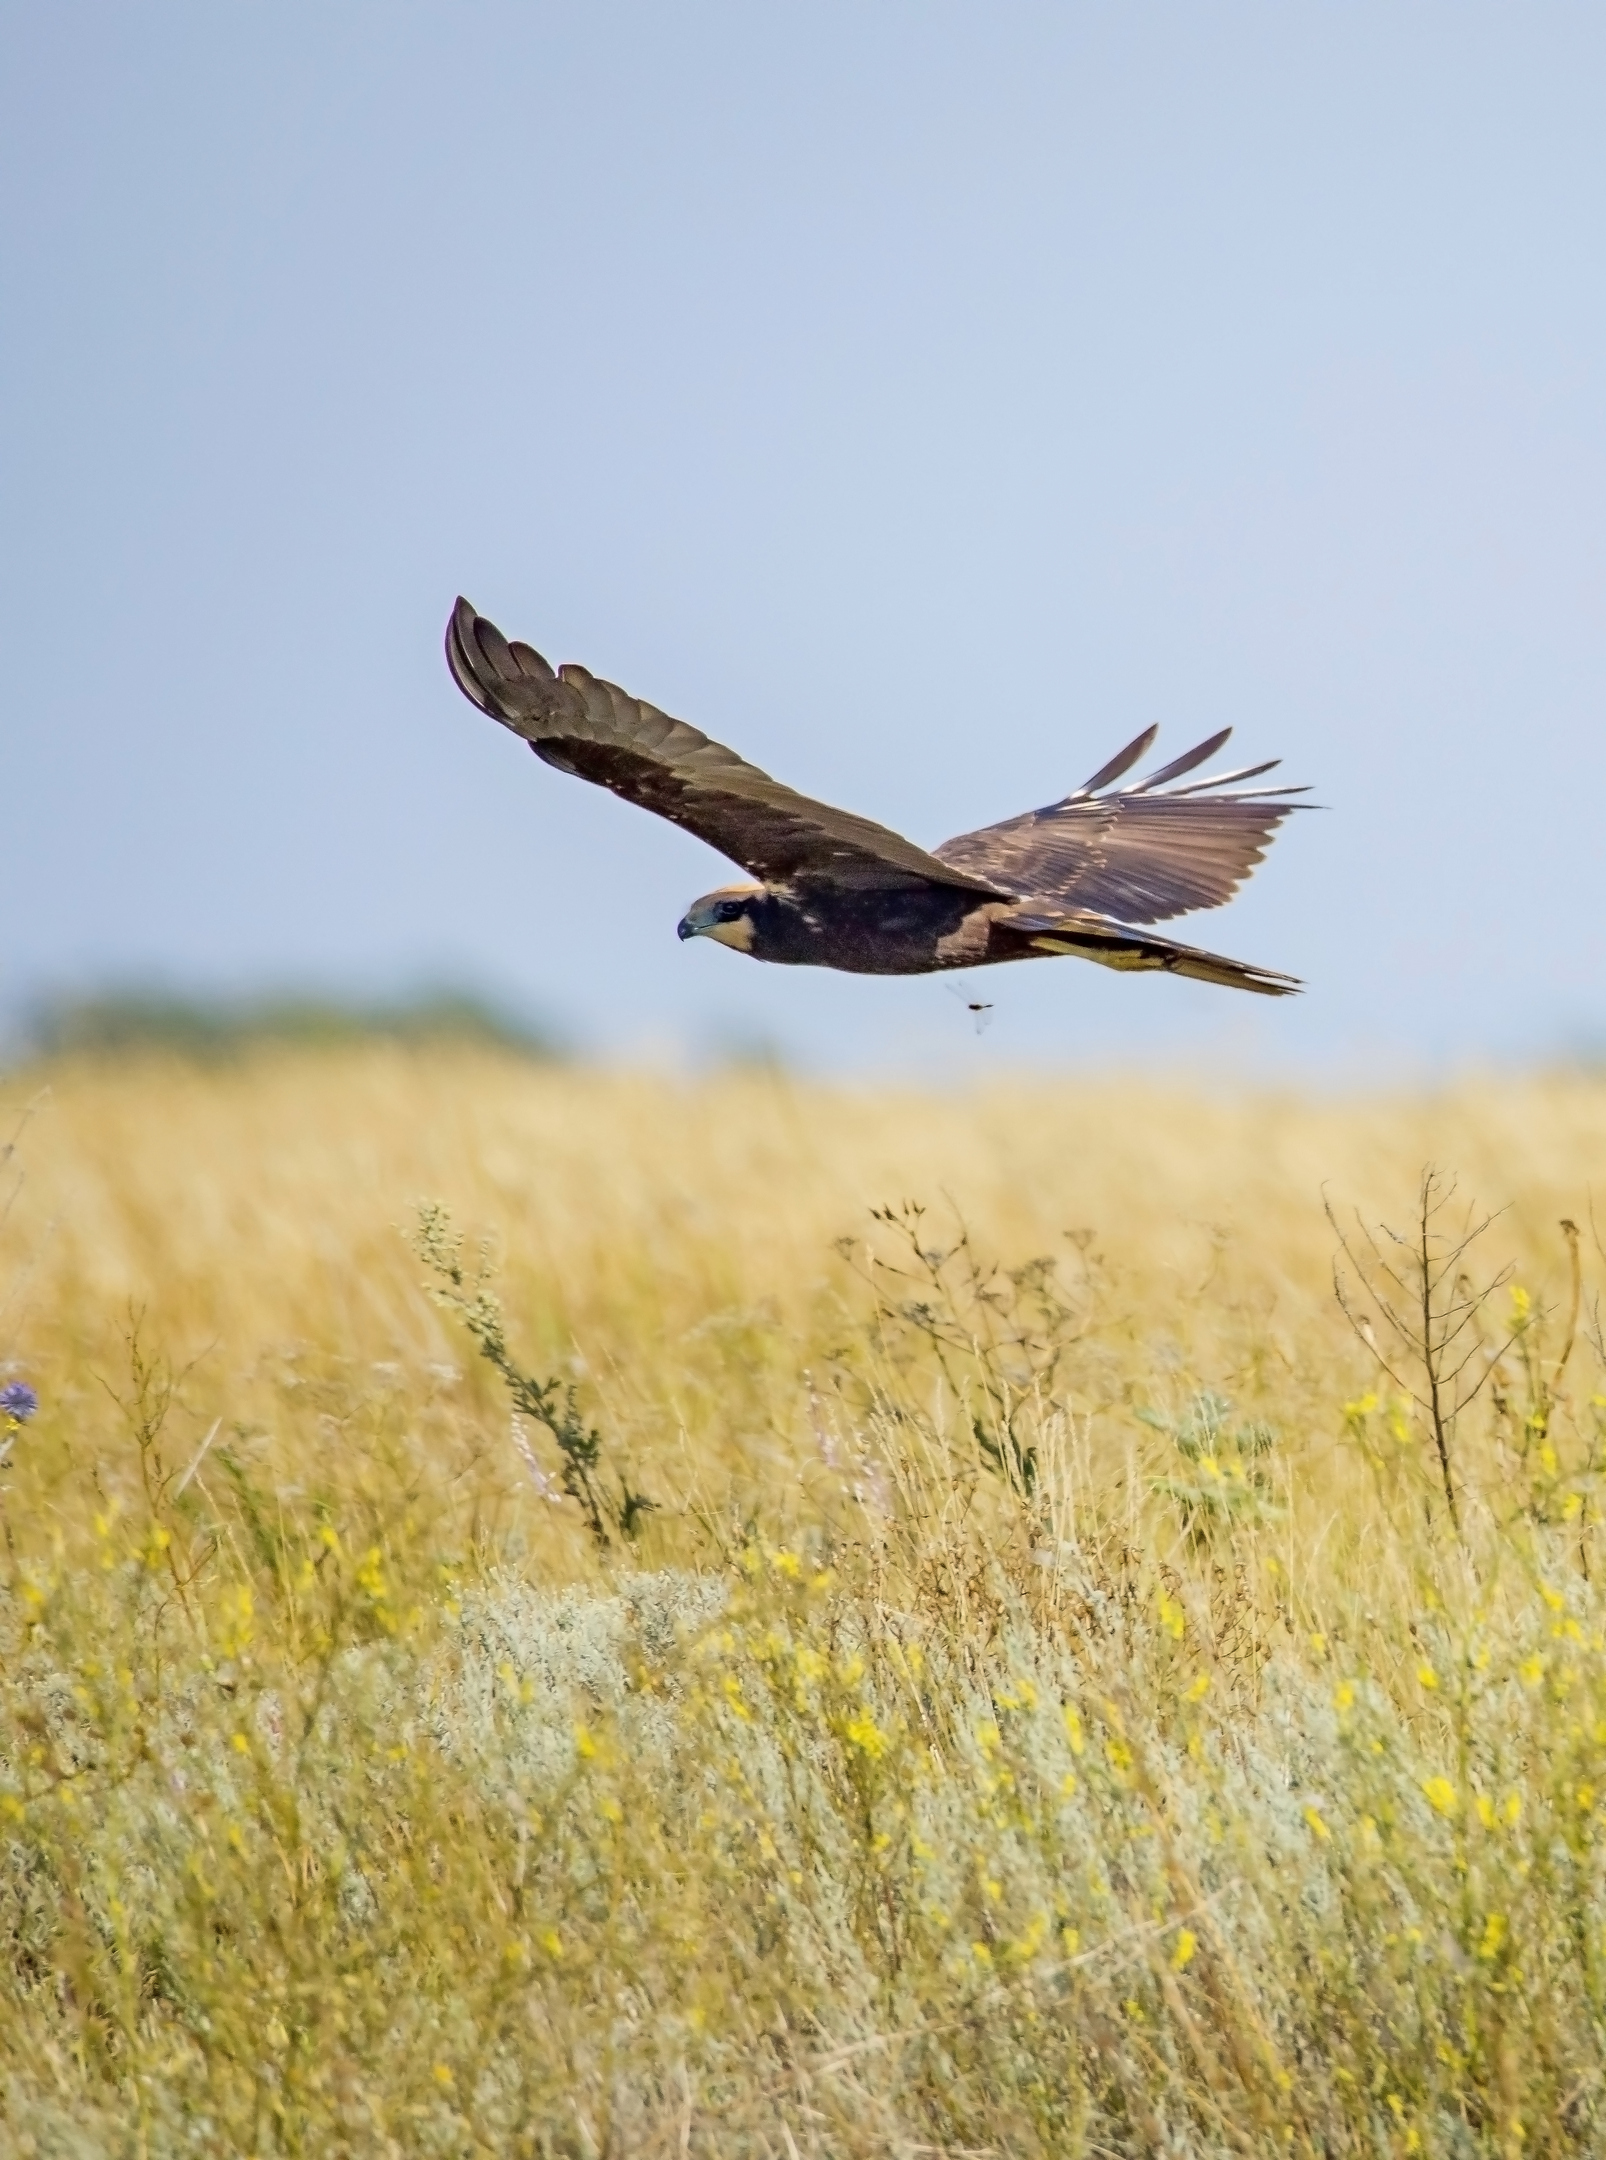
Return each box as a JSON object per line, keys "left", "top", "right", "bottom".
{"left": 19, "top": 984, "right": 564, "bottom": 1063}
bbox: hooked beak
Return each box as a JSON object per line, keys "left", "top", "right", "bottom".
{"left": 677, "top": 887, "right": 760, "bottom": 952}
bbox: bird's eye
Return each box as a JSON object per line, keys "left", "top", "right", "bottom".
{"left": 719, "top": 901, "right": 745, "bottom": 921}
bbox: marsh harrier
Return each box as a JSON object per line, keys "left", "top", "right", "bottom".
{"left": 447, "top": 598, "right": 1307, "bottom": 996}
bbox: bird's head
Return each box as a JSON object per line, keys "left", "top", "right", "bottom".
{"left": 677, "top": 884, "right": 763, "bottom": 953}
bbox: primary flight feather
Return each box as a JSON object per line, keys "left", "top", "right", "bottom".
{"left": 446, "top": 598, "right": 1308, "bottom": 996}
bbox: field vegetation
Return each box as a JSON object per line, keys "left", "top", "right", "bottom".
{"left": 4, "top": 1045, "right": 1606, "bottom": 2155}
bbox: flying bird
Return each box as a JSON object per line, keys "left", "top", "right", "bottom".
{"left": 446, "top": 598, "right": 1308, "bottom": 995}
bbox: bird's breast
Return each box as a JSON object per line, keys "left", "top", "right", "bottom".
{"left": 748, "top": 885, "right": 1000, "bottom": 975}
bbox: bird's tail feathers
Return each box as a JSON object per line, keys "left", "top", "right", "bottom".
{"left": 1015, "top": 914, "right": 1301, "bottom": 997}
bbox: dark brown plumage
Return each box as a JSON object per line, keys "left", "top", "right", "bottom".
{"left": 446, "top": 598, "right": 1309, "bottom": 996}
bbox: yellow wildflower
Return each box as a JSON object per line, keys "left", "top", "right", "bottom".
{"left": 843, "top": 1712, "right": 887, "bottom": 1759}
{"left": 721, "top": 1674, "right": 752, "bottom": 1720}
{"left": 1170, "top": 1928, "right": 1197, "bottom": 1971}
{"left": 1012, "top": 1912, "right": 1048, "bottom": 1960}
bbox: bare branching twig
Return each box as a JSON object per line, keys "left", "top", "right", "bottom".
{"left": 837, "top": 1201, "right": 1091, "bottom": 1499}
{"left": 1327, "top": 1169, "right": 1515, "bottom": 1534}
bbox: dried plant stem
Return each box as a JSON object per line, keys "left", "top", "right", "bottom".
{"left": 1328, "top": 1167, "right": 1517, "bottom": 1536}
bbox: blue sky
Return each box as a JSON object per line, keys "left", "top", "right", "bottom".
{"left": 6, "top": 4, "right": 1605, "bottom": 1072}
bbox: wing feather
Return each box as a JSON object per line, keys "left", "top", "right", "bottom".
{"left": 934, "top": 727, "right": 1308, "bottom": 923}
{"left": 1128, "top": 728, "right": 1233, "bottom": 793}
{"left": 447, "top": 600, "right": 1007, "bottom": 896}
{"left": 1071, "top": 725, "right": 1158, "bottom": 798}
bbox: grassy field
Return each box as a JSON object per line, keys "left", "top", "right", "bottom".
{"left": 4, "top": 1046, "right": 1606, "bottom": 2155}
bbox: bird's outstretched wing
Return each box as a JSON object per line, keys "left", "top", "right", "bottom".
{"left": 933, "top": 725, "right": 1309, "bottom": 925}
{"left": 447, "top": 600, "right": 1008, "bottom": 896}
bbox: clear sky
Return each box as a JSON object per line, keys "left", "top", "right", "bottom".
{"left": 6, "top": 4, "right": 1605, "bottom": 1073}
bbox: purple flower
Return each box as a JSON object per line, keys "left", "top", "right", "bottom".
{"left": 0, "top": 1383, "right": 37, "bottom": 1424}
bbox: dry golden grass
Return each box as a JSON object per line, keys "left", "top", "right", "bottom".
{"left": 5, "top": 1046, "right": 1606, "bottom": 2154}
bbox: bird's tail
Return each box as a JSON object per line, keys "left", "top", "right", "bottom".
{"left": 1010, "top": 913, "right": 1301, "bottom": 996}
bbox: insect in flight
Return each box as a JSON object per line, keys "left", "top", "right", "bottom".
{"left": 943, "top": 981, "right": 996, "bottom": 1034}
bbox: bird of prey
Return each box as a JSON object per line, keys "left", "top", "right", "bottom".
{"left": 446, "top": 598, "right": 1308, "bottom": 996}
